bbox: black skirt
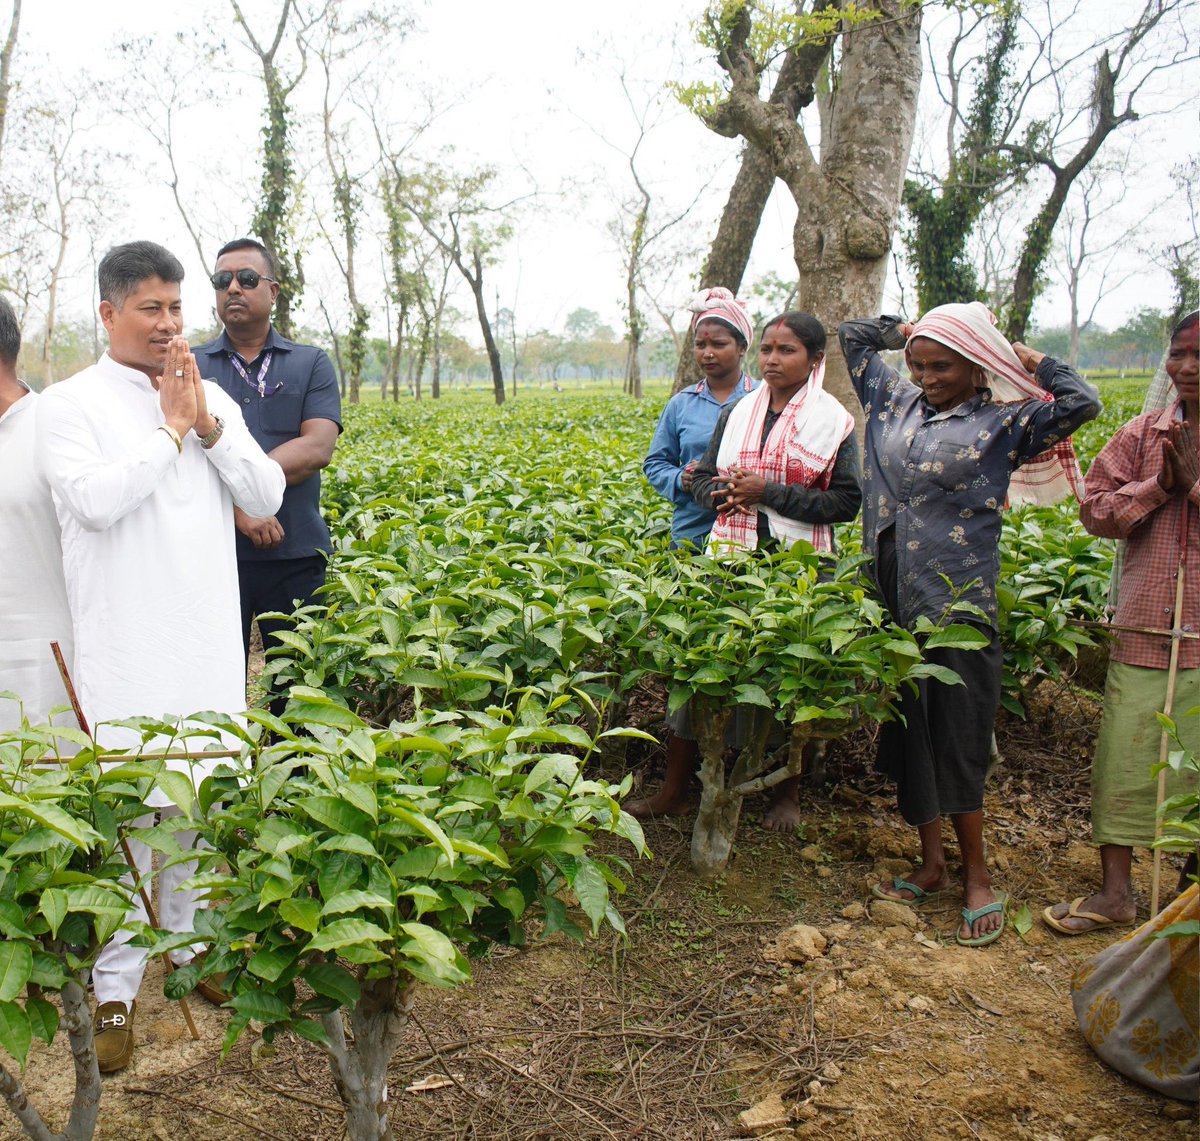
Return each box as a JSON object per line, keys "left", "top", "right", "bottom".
{"left": 874, "top": 527, "right": 1003, "bottom": 825}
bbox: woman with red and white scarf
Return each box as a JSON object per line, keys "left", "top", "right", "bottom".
{"left": 687, "top": 311, "right": 862, "bottom": 829}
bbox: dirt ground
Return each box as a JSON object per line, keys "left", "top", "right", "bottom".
{"left": 3, "top": 681, "right": 1196, "bottom": 1140}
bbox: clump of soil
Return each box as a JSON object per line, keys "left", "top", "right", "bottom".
{"left": 2, "top": 681, "right": 1195, "bottom": 1140}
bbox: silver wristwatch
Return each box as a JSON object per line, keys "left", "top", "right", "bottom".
{"left": 199, "top": 415, "right": 225, "bottom": 450}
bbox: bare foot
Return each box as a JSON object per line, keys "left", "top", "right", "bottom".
{"left": 625, "top": 788, "right": 694, "bottom": 819}
{"left": 1043, "top": 890, "right": 1136, "bottom": 934}
{"left": 762, "top": 777, "right": 802, "bottom": 833}
{"left": 959, "top": 881, "right": 1004, "bottom": 943}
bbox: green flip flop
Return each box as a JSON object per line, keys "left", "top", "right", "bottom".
{"left": 956, "top": 890, "right": 1009, "bottom": 947}
{"left": 871, "top": 877, "right": 950, "bottom": 905}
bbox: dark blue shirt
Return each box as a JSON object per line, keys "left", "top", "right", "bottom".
{"left": 193, "top": 328, "right": 342, "bottom": 562}
{"left": 840, "top": 316, "right": 1101, "bottom": 629}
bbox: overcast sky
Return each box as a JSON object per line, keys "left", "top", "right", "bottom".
{"left": 17, "top": 0, "right": 1198, "bottom": 346}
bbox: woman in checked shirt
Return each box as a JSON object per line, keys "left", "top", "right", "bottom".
{"left": 1044, "top": 310, "right": 1199, "bottom": 935}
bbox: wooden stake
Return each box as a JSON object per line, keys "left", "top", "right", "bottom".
{"left": 50, "top": 642, "right": 201, "bottom": 1041}
{"left": 1150, "top": 560, "right": 1187, "bottom": 918}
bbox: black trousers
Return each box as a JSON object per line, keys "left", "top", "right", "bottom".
{"left": 239, "top": 555, "right": 326, "bottom": 712}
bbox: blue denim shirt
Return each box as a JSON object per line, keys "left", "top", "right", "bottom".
{"left": 643, "top": 376, "right": 759, "bottom": 547}
{"left": 840, "top": 317, "right": 1101, "bottom": 628}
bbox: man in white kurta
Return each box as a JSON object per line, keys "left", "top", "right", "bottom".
{"left": 36, "top": 240, "right": 285, "bottom": 1072}
{"left": 0, "top": 298, "right": 74, "bottom": 733}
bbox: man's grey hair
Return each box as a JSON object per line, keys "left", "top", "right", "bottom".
{"left": 98, "top": 241, "right": 185, "bottom": 309}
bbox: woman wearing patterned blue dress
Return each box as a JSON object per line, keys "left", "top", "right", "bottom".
{"left": 840, "top": 303, "right": 1100, "bottom": 946}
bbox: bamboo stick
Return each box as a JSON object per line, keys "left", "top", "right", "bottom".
{"left": 1150, "top": 561, "right": 1188, "bottom": 918}
{"left": 1067, "top": 618, "right": 1198, "bottom": 640}
{"left": 27, "top": 749, "right": 242, "bottom": 767}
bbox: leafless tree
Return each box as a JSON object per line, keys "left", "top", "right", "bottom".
{"left": 1052, "top": 166, "right": 1136, "bottom": 365}
{"left": 587, "top": 68, "right": 708, "bottom": 399}
{"left": 0, "top": 0, "right": 21, "bottom": 170}
{"left": 995, "top": 0, "right": 1197, "bottom": 338}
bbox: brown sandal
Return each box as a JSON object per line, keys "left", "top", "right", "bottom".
{"left": 1041, "top": 897, "right": 1134, "bottom": 936}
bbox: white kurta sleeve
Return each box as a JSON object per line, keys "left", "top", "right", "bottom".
{"left": 36, "top": 385, "right": 180, "bottom": 533}
{"left": 199, "top": 383, "right": 286, "bottom": 518}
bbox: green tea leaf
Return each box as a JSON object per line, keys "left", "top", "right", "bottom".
{"left": 0, "top": 1001, "right": 32, "bottom": 1068}
{"left": 0, "top": 943, "right": 32, "bottom": 1002}
{"left": 303, "top": 961, "right": 361, "bottom": 1008}
{"left": 308, "top": 918, "right": 392, "bottom": 953}
{"left": 25, "top": 997, "right": 58, "bottom": 1046}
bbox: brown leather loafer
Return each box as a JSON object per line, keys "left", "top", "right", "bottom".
{"left": 188, "top": 951, "right": 232, "bottom": 1006}
{"left": 94, "top": 1000, "right": 135, "bottom": 1073}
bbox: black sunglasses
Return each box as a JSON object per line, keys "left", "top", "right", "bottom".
{"left": 210, "top": 268, "right": 278, "bottom": 291}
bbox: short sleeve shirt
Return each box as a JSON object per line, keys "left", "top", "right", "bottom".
{"left": 193, "top": 328, "right": 342, "bottom": 561}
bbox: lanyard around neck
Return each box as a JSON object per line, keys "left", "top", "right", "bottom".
{"left": 229, "top": 349, "right": 279, "bottom": 397}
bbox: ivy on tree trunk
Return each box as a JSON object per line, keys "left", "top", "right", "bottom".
{"left": 690, "top": 0, "right": 923, "bottom": 416}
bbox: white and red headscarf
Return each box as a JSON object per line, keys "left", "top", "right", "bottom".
{"left": 707, "top": 357, "right": 854, "bottom": 557}
{"left": 687, "top": 286, "right": 754, "bottom": 347}
{"left": 909, "top": 301, "right": 1086, "bottom": 505}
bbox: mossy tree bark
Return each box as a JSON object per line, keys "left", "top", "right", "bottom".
{"left": 697, "top": 1, "right": 923, "bottom": 418}
{"left": 672, "top": 4, "right": 830, "bottom": 394}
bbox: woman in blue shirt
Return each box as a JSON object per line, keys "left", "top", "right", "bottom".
{"left": 643, "top": 287, "right": 759, "bottom": 550}
{"left": 632, "top": 288, "right": 759, "bottom": 820}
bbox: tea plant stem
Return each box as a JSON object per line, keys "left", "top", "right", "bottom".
{"left": 727, "top": 760, "right": 802, "bottom": 799}
{"left": 61, "top": 981, "right": 100, "bottom": 1141}
{"left": 0, "top": 1065, "right": 55, "bottom": 1141}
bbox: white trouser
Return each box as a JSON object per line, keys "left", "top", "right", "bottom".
{"left": 91, "top": 805, "right": 204, "bottom": 1006}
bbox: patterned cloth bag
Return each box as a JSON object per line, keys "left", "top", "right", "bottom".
{"left": 1071, "top": 884, "right": 1199, "bottom": 1101}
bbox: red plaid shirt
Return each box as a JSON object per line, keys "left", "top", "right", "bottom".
{"left": 1080, "top": 401, "right": 1199, "bottom": 669}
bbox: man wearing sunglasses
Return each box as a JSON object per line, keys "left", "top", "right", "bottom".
{"left": 193, "top": 239, "right": 341, "bottom": 710}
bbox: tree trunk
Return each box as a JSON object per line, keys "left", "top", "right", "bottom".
{"left": 689, "top": 707, "right": 779, "bottom": 877}
{"left": 672, "top": 142, "right": 776, "bottom": 394}
{"left": 319, "top": 301, "right": 346, "bottom": 397}
{"left": 623, "top": 203, "right": 647, "bottom": 400}
{"left": 466, "top": 249, "right": 505, "bottom": 406}
{"left": 61, "top": 980, "right": 101, "bottom": 1141}
{"left": 690, "top": 705, "right": 738, "bottom": 878}
{"left": 673, "top": 1, "right": 833, "bottom": 394}
{"left": 0, "top": 979, "right": 101, "bottom": 1141}
{"left": 232, "top": 0, "right": 303, "bottom": 339}
{"left": 320, "top": 978, "right": 416, "bottom": 1141}
{"left": 783, "top": 2, "right": 922, "bottom": 416}
{"left": 0, "top": 1, "right": 21, "bottom": 171}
